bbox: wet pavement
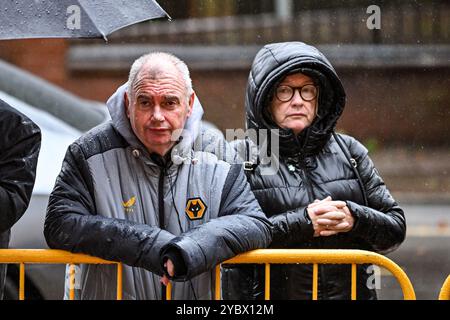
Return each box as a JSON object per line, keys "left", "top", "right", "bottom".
{"left": 378, "top": 204, "right": 450, "bottom": 300}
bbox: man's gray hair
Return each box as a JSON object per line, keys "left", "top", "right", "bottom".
{"left": 127, "top": 52, "right": 193, "bottom": 99}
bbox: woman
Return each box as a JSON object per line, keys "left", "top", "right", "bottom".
{"left": 222, "top": 42, "right": 406, "bottom": 300}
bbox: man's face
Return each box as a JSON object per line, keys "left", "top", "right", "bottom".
{"left": 269, "top": 73, "right": 317, "bottom": 136}
{"left": 125, "top": 66, "right": 194, "bottom": 156}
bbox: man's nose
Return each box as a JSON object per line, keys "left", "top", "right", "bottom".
{"left": 151, "top": 105, "right": 165, "bottom": 122}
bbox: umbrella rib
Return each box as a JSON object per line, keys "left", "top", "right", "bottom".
{"left": 151, "top": 0, "right": 172, "bottom": 20}
{"left": 76, "top": 1, "right": 108, "bottom": 41}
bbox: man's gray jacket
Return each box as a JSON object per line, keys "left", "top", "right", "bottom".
{"left": 44, "top": 85, "right": 272, "bottom": 300}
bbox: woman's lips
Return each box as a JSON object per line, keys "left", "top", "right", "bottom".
{"left": 287, "top": 113, "right": 307, "bottom": 117}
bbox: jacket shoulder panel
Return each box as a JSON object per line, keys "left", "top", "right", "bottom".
{"left": 0, "top": 100, "right": 41, "bottom": 148}
{"left": 74, "top": 121, "right": 128, "bottom": 160}
{"left": 335, "top": 133, "right": 368, "bottom": 159}
{"left": 0, "top": 100, "right": 41, "bottom": 234}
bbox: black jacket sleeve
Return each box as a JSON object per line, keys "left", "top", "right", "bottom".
{"left": 268, "top": 206, "right": 315, "bottom": 247}
{"left": 44, "top": 142, "right": 175, "bottom": 275}
{"left": 0, "top": 101, "right": 41, "bottom": 234}
{"left": 160, "top": 164, "right": 273, "bottom": 281}
{"left": 343, "top": 136, "right": 406, "bottom": 253}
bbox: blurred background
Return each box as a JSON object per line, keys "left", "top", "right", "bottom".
{"left": 0, "top": 0, "right": 449, "bottom": 299}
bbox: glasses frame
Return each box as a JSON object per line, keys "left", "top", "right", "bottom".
{"left": 275, "top": 84, "right": 318, "bottom": 102}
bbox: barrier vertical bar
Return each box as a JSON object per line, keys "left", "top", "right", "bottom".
{"left": 215, "top": 265, "right": 221, "bottom": 300}
{"left": 265, "top": 263, "right": 270, "bottom": 300}
{"left": 69, "top": 264, "right": 75, "bottom": 300}
{"left": 166, "top": 282, "right": 172, "bottom": 300}
{"left": 438, "top": 275, "right": 450, "bottom": 300}
{"left": 19, "top": 263, "right": 25, "bottom": 300}
{"left": 116, "top": 263, "right": 123, "bottom": 300}
{"left": 312, "top": 263, "right": 318, "bottom": 300}
{"left": 351, "top": 264, "right": 357, "bottom": 300}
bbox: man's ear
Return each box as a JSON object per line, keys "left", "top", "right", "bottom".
{"left": 187, "top": 92, "right": 195, "bottom": 117}
{"left": 124, "top": 91, "right": 130, "bottom": 118}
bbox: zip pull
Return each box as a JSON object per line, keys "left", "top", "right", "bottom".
{"left": 132, "top": 149, "right": 140, "bottom": 158}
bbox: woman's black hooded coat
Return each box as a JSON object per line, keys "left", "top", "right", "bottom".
{"left": 222, "top": 42, "right": 406, "bottom": 300}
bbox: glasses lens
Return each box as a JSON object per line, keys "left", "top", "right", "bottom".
{"left": 301, "top": 85, "right": 317, "bottom": 101}
{"left": 276, "top": 85, "right": 293, "bottom": 102}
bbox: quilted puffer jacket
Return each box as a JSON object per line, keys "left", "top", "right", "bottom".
{"left": 222, "top": 42, "right": 406, "bottom": 300}
{"left": 0, "top": 99, "right": 41, "bottom": 299}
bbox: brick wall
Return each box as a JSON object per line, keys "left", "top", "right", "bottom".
{"left": 1, "top": 39, "right": 449, "bottom": 147}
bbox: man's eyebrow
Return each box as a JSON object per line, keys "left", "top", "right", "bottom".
{"left": 163, "top": 95, "right": 180, "bottom": 101}
{"left": 136, "top": 94, "right": 152, "bottom": 100}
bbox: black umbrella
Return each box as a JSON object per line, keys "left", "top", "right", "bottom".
{"left": 0, "top": 0, "right": 168, "bottom": 41}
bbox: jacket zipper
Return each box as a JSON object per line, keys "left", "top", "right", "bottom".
{"left": 292, "top": 134, "right": 328, "bottom": 298}
{"left": 158, "top": 166, "right": 166, "bottom": 301}
{"left": 298, "top": 164, "right": 327, "bottom": 299}
{"left": 298, "top": 166, "right": 314, "bottom": 203}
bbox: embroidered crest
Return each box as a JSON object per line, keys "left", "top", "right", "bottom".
{"left": 185, "top": 198, "right": 207, "bottom": 220}
{"left": 122, "top": 196, "right": 136, "bottom": 213}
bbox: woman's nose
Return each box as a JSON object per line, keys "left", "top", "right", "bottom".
{"left": 291, "top": 88, "right": 304, "bottom": 104}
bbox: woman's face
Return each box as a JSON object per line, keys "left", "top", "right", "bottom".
{"left": 269, "top": 73, "right": 318, "bottom": 135}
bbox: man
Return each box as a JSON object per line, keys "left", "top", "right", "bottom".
{"left": 44, "top": 52, "right": 272, "bottom": 300}
{"left": 0, "top": 99, "right": 41, "bottom": 299}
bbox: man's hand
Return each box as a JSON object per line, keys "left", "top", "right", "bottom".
{"left": 307, "top": 196, "right": 354, "bottom": 237}
{"left": 160, "top": 258, "right": 175, "bottom": 286}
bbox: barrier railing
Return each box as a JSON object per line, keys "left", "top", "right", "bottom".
{"left": 0, "top": 249, "right": 122, "bottom": 300}
{"left": 167, "top": 249, "right": 416, "bottom": 300}
{"left": 0, "top": 249, "right": 416, "bottom": 300}
{"left": 438, "top": 275, "right": 450, "bottom": 300}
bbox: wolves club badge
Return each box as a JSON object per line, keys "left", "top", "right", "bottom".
{"left": 185, "top": 198, "right": 207, "bottom": 220}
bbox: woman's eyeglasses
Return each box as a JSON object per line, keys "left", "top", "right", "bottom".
{"left": 275, "top": 84, "right": 318, "bottom": 102}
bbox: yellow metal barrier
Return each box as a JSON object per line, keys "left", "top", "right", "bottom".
{"left": 0, "top": 249, "right": 415, "bottom": 300}
{"left": 0, "top": 249, "right": 122, "bottom": 300}
{"left": 438, "top": 275, "right": 450, "bottom": 300}
{"left": 168, "top": 249, "right": 416, "bottom": 300}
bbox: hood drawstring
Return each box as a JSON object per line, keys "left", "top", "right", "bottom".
{"left": 166, "top": 165, "right": 199, "bottom": 300}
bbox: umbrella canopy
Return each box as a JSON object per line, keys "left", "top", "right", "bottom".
{"left": 0, "top": 0, "right": 168, "bottom": 41}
